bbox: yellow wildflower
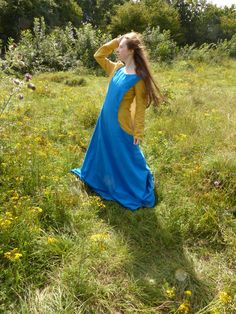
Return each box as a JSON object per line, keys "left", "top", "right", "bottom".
{"left": 47, "top": 237, "right": 58, "bottom": 244}
{"left": 175, "top": 133, "right": 187, "bottom": 142}
{"left": 166, "top": 287, "right": 176, "bottom": 298}
{"left": 211, "top": 308, "right": 219, "bottom": 314}
{"left": 184, "top": 290, "right": 192, "bottom": 297}
{"left": 94, "top": 197, "right": 106, "bottom": 208}
{"left": 31, "top": 206, "right": 43, "bottom": 213}
{"left": 5, "top": 212, "right": 13, "bottom": 217}
{"left": 52, "top": 176, "right": 59, "bottom": 182}
{"left": 15, "top": 176, "right": 23, "bottom": 182}
{"left": 29, "top": 226, "right": 42, "bottom": 233}
{"left": 90, "top": 233, "right": 109, "bottom": 241}
{"left": 43, "top": 188, "right": 51, "bottom": 196}
{"left": 10, "top": 196, "right": 19, "bottom": 202}
{"left": 178, "top": 302, "right": 190, "bottom": 314}
{"left": 0, "top": 212, "right": 15, "bottom": 229}
{"left": 90, "top": 233, "right": 110, "bottom": 251}
{"left": 218, "top": 291, "right": 232, "bottom": 304}
{"left": 40, "top": 175, "right": 47, "bottom": 180}
{"left": 99, "top": 242, "right": 106, "bottom": 251}
{"left": 0, "top": 218, "right": 12, "bottom": 228}
{"left": 4, "top": 248, "right": 23, "bottom": 261}
{"left": 11, "top": 191, "right": 19, "bottom": 200}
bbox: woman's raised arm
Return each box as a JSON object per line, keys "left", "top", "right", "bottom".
{"left": 94, "top": 38, "right": 121, "bottom": 76}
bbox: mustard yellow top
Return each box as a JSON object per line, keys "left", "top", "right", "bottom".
{"left": 94, "top": 38, "right": 147, "bottom": 140}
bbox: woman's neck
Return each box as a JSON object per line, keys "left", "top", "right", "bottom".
{"left": 124, "top": 58, "right": 136, "bottom": 73}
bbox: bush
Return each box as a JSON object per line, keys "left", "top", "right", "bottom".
{"left": 142, "top": 26, "right": 179, "bottom": 62}
{"left": 228, "top": 33, "right": 236, "bottom": 58}
{"left": 73, "top": 24, "right": 110, "bottom": 69}
{"left": 2, "top": 17, "right": 110, "bottom": 73}
{"left": 64, "top": 78, "right": 86, "bottom": 87}
{"left": 177, "top": 39, "right": 231, "bottom": 63}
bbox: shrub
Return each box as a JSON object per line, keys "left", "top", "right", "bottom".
{"left": 64, "top": 78, "right": 86, "bottom": 87}
{"left": 73, "top": 24, "right": 110, "bottom": 69}
{"left": 228, "top": 33, "right": 236, "bottom": 58}
{"left": 2, "top": 17, "right": 110, "bottom": 73}
{"left": 177, "top": 39, "right": 230, "bottom": 63}
{"left": 142, "top": 26, "right": 179, "bottom": 62}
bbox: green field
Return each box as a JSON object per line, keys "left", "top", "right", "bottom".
{"left": 0, "top": 59, "right": 235, "bottom": 313}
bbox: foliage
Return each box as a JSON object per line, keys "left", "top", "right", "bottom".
{"left": 228, "top": 33, "right": 236, "bottom": 57}
{"left": 0, "top": 73, "right": 35, "bottom": 117}
{"left": 172, "top": 0, "right": 207, "bottom": 45}
{"left": 2, "top": 14, "right": 235, "bottom": 76}
{"left": 0, "top": 0, "right": 236, "bottom": 52}
{"left": 220, "top": 10, "right": 236, "bottom": 40}
{"left": 0, "top": 0, "right": 82, "bottom": 44}
{"left": 143, "top": 26, "right": 179, "bottom": 62}
{"left": 194, "top": 2, "right": 223, "bottom": 44}
{"left": 172, "top": 0, "right": 236, "bottom": 46}
{"left": 77, "top": 0, "right": 126, "bottom": 30}
{"left": 74, "top": 23, "right": 110, "bottom": 69}
{"left": 109, "top": 1, "right": 149, "bottom": 36}
{"left": 144, "top": 0, "right": 182, "bottom": 42}
{"left": 2, "top": 18, "right": 110, "bottom": 73}
{"left": 176, "top": 39, "right": 231, "bottom": 63}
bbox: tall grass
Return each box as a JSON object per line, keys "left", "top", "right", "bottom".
{"left": 0, "top": 60, "right": 235, "bottom": 313}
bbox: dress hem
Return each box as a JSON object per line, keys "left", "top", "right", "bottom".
{"left": 70, "top": 170, "right": 155, "bottom": 211}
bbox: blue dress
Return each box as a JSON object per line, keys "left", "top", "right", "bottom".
{"left": 70, "top": 66, "right": 155, "bottom": 210}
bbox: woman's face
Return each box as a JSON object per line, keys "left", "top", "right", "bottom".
{"left": 116, "top": 38, "right": 133, "bottom": 62}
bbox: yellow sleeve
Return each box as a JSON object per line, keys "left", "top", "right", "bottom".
{"left": 133, "top": 80, "right": 147, "bottom": 140}
{"left": 94, "top": 38, "right": 119, "bottom": 75}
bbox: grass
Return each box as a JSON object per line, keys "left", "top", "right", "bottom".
{"left": 0, "top": 59, "right": 235, "bottom": 313}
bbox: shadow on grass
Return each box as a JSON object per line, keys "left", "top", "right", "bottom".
{"left": 96, "top": 198, "right": 213, "bottom": 312}
{"left": 69, "top": 173, "right": 213, "bottom": 311}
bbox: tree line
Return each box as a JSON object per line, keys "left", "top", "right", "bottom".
{"left": 0, "top": 0, "right": 235, "bottom": 48}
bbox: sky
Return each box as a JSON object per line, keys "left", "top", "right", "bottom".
{"left": 207, "top": 0, "right": 236, "bottom": 7}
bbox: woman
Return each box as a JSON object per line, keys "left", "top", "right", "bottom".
{"left": 70, "top": 32, "right": 163, "bottom": 210}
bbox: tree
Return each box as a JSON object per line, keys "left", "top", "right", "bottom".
{"left": 109, "top": 2, "right": 149, "bottom": 36}
{"left": 144, "top": 0, "right": 182, "bottom": 43}
{"left": 220, "top": 6, "right": 236, "bottom": 40}
{"left": 194, "top": 3, "right": 224, "bottom": 44}
{"left": 172, "top": 0, "right": 208, "bottom": 45}
{"left": 0, "top": 0, "right": 82, "bottom": 44}
{"left": 77, "top": 0, "right": 126, "bottom": 30}
{"left": 171, "top": 0, "right": 236, "bottom": 45}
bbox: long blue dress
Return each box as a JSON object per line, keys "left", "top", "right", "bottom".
{"left": 70, "top": 66, "right": 155, "bottom": 210}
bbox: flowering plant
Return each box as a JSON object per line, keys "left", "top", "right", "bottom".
{"left": 0, "top": 72, "right": 35, "bottom": 117}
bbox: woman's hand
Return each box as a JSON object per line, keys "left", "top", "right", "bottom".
{"left": 116, "top": 35, "right": 123, "bottom": 44}
{"left": 133, "top": 137, "right": 140, "bottom": 145}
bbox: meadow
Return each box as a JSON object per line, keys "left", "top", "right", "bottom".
{"left": 0, "top": 59, "right": 235, "bottom": 313}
